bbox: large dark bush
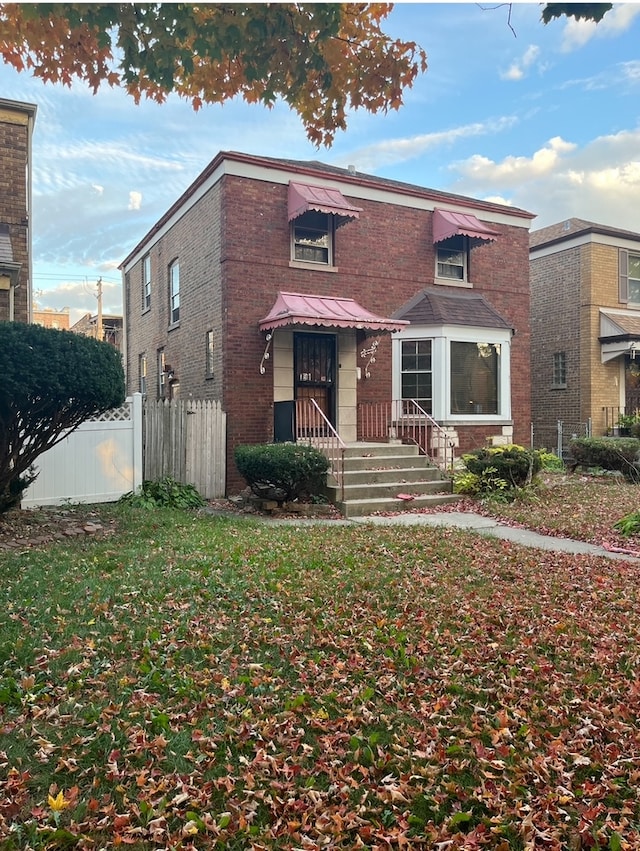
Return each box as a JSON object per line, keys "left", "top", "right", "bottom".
{"left": 569, "top": 437, "right": 640, "bottom": 481}
{"left": 0, "top": 322, "right": 125, "bottom": 513}
{"left": 235, "top": 443, "right": 330, "bottom": 504}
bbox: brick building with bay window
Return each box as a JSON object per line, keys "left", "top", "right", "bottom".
{"left": 121, "top": 151, "right": 534, "bottom": 494}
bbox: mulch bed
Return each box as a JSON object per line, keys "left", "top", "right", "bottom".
{"left": 0, "top": 505, "right": 119, "bottom": 552}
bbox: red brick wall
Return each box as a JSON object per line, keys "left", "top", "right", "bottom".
{"left": 0, "top": 107, "right": 31, "bottom": 323}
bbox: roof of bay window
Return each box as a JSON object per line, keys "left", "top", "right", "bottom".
{"left": 393, "top": 288, "right": 512, "bottom": 331}
{"left": 259, "top": 291, "right": 408, "bottom": 333}
{"left": 433, "top": 209, "right": 500, "bottom": 246}
{"left": 288, "top": 182, "right": 362, "bottom": 227}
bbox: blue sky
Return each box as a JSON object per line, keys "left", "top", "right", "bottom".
{"left": 2, "top": 1, "right": 640, "bottom": 323}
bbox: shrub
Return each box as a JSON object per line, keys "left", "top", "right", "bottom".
{"left": 120, "top": 477, "right": 205, "bottom": 509}
{"left": 453, "top": 467, "right": 510, "bottom": 498}
{"left": 235, "top": 443, "right": 330, "bottom": 504}
{"left": 569, "top": 437, "right": 640, "bottom": 482}
{"left": 613, "top": 510, "right": 640, "bottom": 537}
{"left": 461, "top": 444, "right": 542, "bottom": 490}
{"left": 538, "top": 450, "right": 565, "bottom": 472}
{"left": 0, "top": 322, "right": 125, "bottom": 513}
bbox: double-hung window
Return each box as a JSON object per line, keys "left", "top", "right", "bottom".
{"left": 169, "top": 260, "right": 180, "bottom": 324}
{"left": 436, "top": 235, "right": 467, "bottom": 281}
{"left": 142, "top": 254, "right": 151, "bottom": 310}
{"left": 205, "top": 330, "right": 215, "bottom": 377}
{"left": 292, "top": 211, "right": 332, "bottom": 265}
{"left": 157, "top": 348, "right": 166, "bottom": 398}
{"left": 619, "top": 249, "right": 640, "bottom": 305}
{"left": 400, "top": 340, "right": 432, "bottom": 414}
{"left": 552, "top": 351, "right": 567, "bottom": 388}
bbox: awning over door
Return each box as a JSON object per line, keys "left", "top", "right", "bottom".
{"left": 288, "top": 182, "right": 362, "bottom": 227}
{"left": 600, "top": 309, "right": 640, "bottom": 362}
{"left": 259, "top": 291, "right": 409, "bottom": 333}
{"left": 433, "top": 208, "right": 500, "bottom": 245}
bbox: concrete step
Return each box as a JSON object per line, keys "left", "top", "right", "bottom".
{"left": 329, "top": 478, "right": 452, "bottom": 502}
{"left": 343, "top": 442, "right": 420, "bottom": 459}
{"left": 340, "top": 466, "right": 443, "bottom": 486}
{"left": 336, "top": 491, "right": 460, "bottom": 519}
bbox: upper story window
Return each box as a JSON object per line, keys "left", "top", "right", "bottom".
{"left": 436, "top": 236, "right": 467, "bottom": 281}
{"left": 142, "top": 254, "right": 151, "bottom": 311}
{"left": 292, "top": 211, "right": 332, "bottom": 265}
{"left": 169, "top": 260, "right": 180, "bottom": 324}
{"left": 619, "top": 249, "right": 640, "bottom": 306}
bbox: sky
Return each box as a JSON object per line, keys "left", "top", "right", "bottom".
{"left": 2, "top": 1, "right": 640, "bottom": 324}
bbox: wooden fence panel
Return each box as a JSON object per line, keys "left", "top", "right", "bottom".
{"left": 144, "top": 399, "right": 226, "bottom": 498}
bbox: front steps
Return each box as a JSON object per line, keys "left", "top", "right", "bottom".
{"left": 326, "top": 442, "right": 459, "bottom": 519}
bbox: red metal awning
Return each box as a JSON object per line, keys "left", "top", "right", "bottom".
{"left": 259, "top": 291, "right": 409, "bottom": 333}
{"left": 433, "top": 208, "right": 500, "bottom": 245}
{"left": 288, "top": 182, "right": 362, "bottom": 227}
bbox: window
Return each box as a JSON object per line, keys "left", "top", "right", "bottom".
{"left": 401, "top": 340, "right": 432, "bottom": 414}
{"left": 552, "top": 351, "right": 566, "bottom": 388}
{"left": 292, "top": 211, "right": 332, "bottom": 264}
{"left": 157, "top": 348, "right": 166, "bottom": 398}
{"left": 619, "top": 249, "right": 640, "bottom": 305}
{"left": 393, "top": 327, "right": 511, "bottom": 421}
{"left": 450, "top": 342, "right": 499, "bottom": 415}
{"left": 206, "top": 330, "right": 215, "bottom": 377}
{"left": 436, "top": 235, "right": 467, "bottom": 281}
{"left": 139, "top": 353, "right": 147, "bottom": 396}
{"left": 142, "top": 254, "right": 151, "bottom": 310}
{"left": 169, "top": 260, "right": 180, "bottom": 324}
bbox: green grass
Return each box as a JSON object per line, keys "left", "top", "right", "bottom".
{"left": 1, "top": 500, "right": 640, "bottom": 848}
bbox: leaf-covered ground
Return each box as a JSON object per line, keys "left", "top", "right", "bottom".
{"left": 1, "top": 476, "right": 640, "bottom": 849}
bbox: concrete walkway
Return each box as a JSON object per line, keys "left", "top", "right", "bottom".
{"left": 219, "top": 508, "right": 640, "bottom": 562}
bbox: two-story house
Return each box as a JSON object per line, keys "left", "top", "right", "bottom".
{"left": 0, "top": 97, "right": 37, "bottom": 323}
{"left": 121, "top": 151, "right": 534, "bottom": 494}
{"left": 530, "top": 218, "right": 640, "bottom": 454}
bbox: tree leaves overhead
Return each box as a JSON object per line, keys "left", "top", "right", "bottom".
{"left": 0, "top": 3, "right": 428, "bottom": 146}
{"left": 542, "top": 3, "right": 613, "bottom": 24}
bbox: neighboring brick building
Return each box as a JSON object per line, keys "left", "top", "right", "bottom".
{"left": 530, "top": 218, "right": 640, "bottom": 454}
{"left": 71, "top": 312, "right": 123, "bottom": 351}
{"left": 33, "top": 305, "right": 70, "bottom": 330}
{"left": 0, "top": 97, "right": 36, "bottom": 323}
{"left": 121, "top": 151, "right": 534, "bottom": 493}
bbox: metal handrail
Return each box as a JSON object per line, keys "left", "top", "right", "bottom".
{"left": 357, "top": 399, "right": 454, "bottom": 472}
{"left": 295, "top": 399, "right": 346, "bottom": 501}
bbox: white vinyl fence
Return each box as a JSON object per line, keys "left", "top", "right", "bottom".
{"left": 22, "top": 394, "right": 144, "bottom": 508}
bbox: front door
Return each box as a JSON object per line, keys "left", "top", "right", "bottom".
{"left": 294, "top": 333, "right": 337, "bottom": 427}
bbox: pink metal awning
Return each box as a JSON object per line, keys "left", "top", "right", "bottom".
{"left": 259, "top": 291, "right": 409, "bottom": 333}
{"left": 288, "top": 181, "right": 362, "bottom": 227}
{"left": 433, "top": 208, "right": 500, "bottom": 245}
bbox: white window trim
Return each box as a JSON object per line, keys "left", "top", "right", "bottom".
{"left": 392, "top": 324, "right": 512, "bottom": 423}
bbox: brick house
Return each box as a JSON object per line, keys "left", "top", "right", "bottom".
{"left": 530, "top": 218, "right": 640, "bottom": 454}
{"left": 0, "top": 97, "right": 37, "bottom": 323}
{"left": 121, "top": 151, "right": 534, "bottom": 494}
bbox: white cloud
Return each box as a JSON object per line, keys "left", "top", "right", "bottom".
{"left": 33, "top": 278, "right": 122, "bottom": 326}
{"left": 333, "top": 117, "right": 518, "bottom": 172}
{"left": 500, "top": 44, "right": 540, "bottom": 81}
{"left": 561, "top": 3, "right": 640, "bottom": 51}
{"left": 92, "top": 184, "right": 104, "bottom": 195}
{"left": 128, "top": 191, "right": 142, "bottom": 211}
{"left": 452, "top": 136, "right": 577, "bottom": 186}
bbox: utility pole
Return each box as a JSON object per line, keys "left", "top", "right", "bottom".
{"left": 96, "top": 277, "right": 103, "bottom": 342}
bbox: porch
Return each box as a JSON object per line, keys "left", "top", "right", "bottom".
{"left": 291, "top": 398, "right": 458, "bottom": 517}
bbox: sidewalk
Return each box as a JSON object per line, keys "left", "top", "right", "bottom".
{"left": 227, "top": 508, "right": 640, "bottom": 562}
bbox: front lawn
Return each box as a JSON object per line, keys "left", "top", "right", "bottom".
{"left": 1, "top": 502, "right": 639, "bottom": 849}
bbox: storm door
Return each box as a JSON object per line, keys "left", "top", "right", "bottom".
{"left": 294, "top": 333, "right": 337, "bottom": 427}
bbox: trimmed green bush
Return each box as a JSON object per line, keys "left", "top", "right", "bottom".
{"left": 461, "top": 444, "right": 542, "bottom": 490}
{"left": 119, "top": 477, "right": 205, "bottom": 509}
{"left": 0, "top": 322, "right": 125, "bottom": 513}
{"left": 569, "top": 437, "right": 640, "bottom": 481}
{"left": 235, "top": 443, "right": 330, "bottom": 504}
